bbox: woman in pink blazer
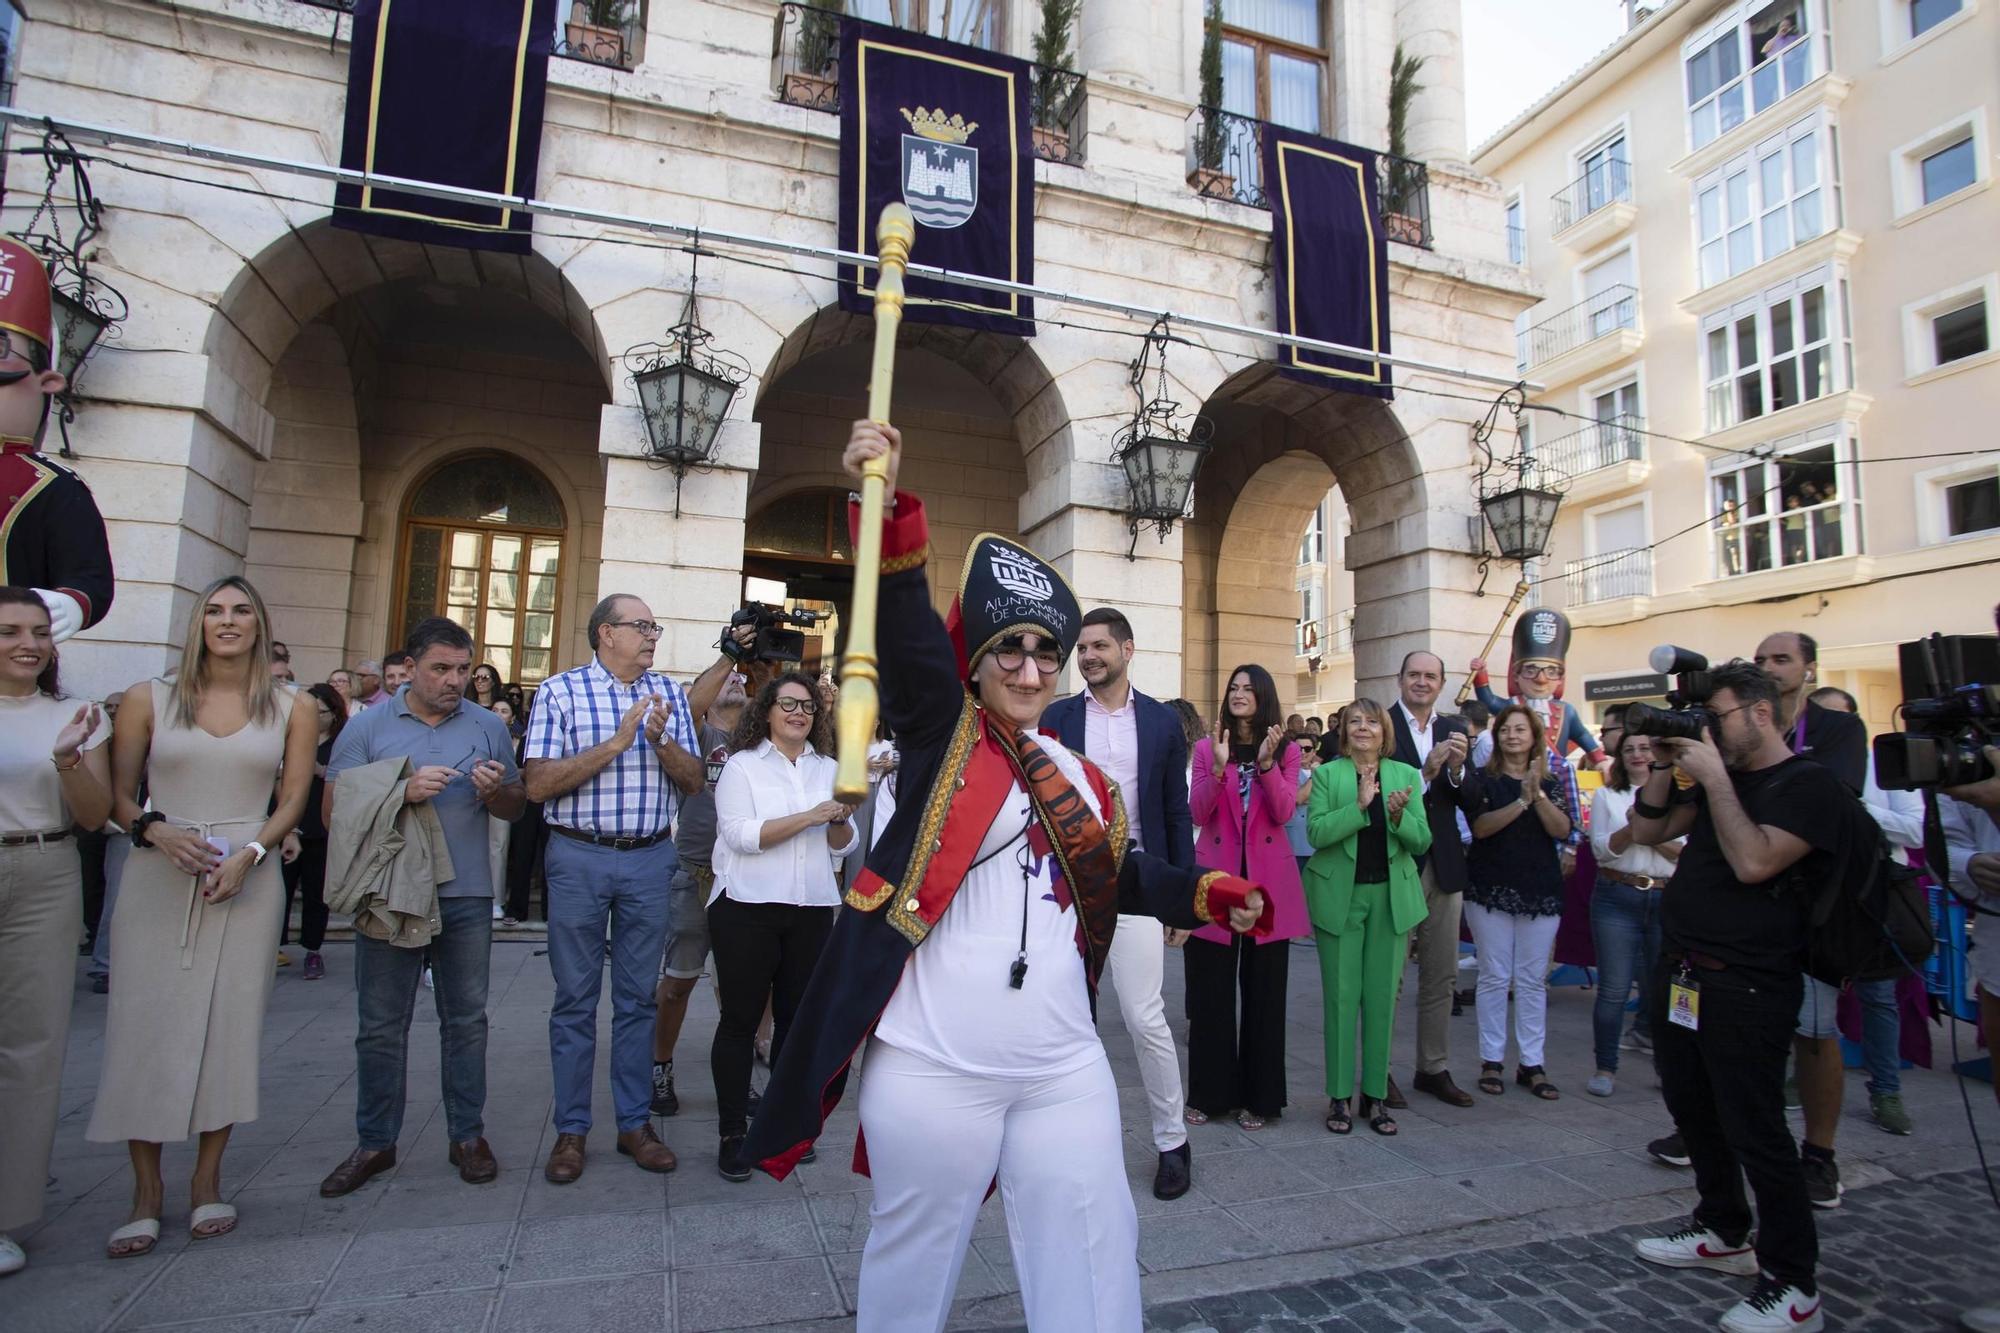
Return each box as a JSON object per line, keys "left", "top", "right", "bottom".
{"left": 1186, "top": 664, "right": 1309, "bottom": 1128}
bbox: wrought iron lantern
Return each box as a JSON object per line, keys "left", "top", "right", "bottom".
{"left": 621, "top": 247, "right": 750, "bottom": 513}
{"left": 1478, "top": 470, "right": 1564, "bottom": 562}
{"left": 1113, "top": 317, "right": 1214, "bottom": 558}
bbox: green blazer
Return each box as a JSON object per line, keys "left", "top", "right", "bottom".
{"left": 1302, "top": 756, "right": 1432, "bottom": 937}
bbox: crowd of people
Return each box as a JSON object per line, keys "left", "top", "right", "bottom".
{"left": 0, "top": 412, "right": 1995, "bottom": 1333}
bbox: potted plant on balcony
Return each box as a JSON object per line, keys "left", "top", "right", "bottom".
{"left": 566, "top": 0, "right": 631, "bottom": 66}
{"left": 1030, "top": 0, "right": 1080, "bottom": 160}
{"left": 785, "top": 0, "right": 843, "bottom": 109}
{"left": 1383, "top": 42, "right": 1427, "bottom": 244}
{"left": 1187, "top": 0, "right": 1233, "bottom": 198}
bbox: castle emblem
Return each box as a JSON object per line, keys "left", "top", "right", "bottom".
{"left": 900, "top": 106, "right": 979, "bottom": 230}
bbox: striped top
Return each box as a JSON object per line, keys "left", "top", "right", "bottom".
{"left": 526, "top": 657, "right": 697, "bottom": 838}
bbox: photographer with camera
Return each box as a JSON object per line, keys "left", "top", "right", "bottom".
{"left": 1626, "top": 660, "right": 1846, "bottom": 1333}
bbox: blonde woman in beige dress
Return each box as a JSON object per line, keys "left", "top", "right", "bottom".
{"left": 89, "top": 577, "right": 316, "bottom": 1257}
{"left": 0, "top": 588, "right": 113, "bottom": 1277}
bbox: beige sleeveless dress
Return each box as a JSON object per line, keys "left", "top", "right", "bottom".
{"left": 87, "top": 679, "right": 293, "bottom": 1143}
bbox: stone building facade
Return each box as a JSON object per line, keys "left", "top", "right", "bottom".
{"left": 13, "top": 0, "right": 1529, "bottom": 713}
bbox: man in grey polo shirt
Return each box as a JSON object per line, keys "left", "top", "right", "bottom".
{"left": 317, "top": 617, "right": 525, "bottom": 1197}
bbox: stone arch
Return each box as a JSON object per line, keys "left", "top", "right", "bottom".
{"left": 1182, "top": 363, "right": 1424, "bottom": 711}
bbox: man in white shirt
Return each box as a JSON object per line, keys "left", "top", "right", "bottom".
{"left": 1040, "top": 607, "right": 1198, "bottom": 1199}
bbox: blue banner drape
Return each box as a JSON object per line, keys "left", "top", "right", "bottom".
{"left": 838, "top": 18, "right": 1034, "bottom": 335}
{"left": 1261, "top": 125, "right": 1393, "bottom": 398}
{"left": 334, "top": 0, "right": 556, "bottom": 254}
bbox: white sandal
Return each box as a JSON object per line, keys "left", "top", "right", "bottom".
{"left": 189, "top": 1202, "right": 237, "bottom": 1241}
{"left": 0, "top": 1232, "right": 25, "bottom": 1275}
{"left": 105, "top": 1218, "right": 160, "bottom": 1259}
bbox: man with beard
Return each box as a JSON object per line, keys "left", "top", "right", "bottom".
{"left": 317, "top": 617, "right": 525, "bottom": 1195}
{"left": 1040, "top": 606, "right": 1198, "bottom": 1199}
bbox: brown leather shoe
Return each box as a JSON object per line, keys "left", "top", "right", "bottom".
{"left": 319, "top": 1145, "right": 397, "bottom": 1198}
{"left": 544, "top": 1132, "right": 587, "bottom": 1184}
{"left": 1384, "top": 1076, "right": 1409, "bottom": 1110}
{"left": 1411, "top": 1069, "right": 1477, "bottom": 1108}
{"left": 448, "top": 1136, "right": 499, "bottom": 1184}
{"left": 616, "top": 1124, "right": 677, "bottom": 1174}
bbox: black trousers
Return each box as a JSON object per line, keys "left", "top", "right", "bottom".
{"left": 505, "top": 801, "right": 549, "bottom": 921}
{"left": 708, "top": 895, "right": 834, "bottom": 1136}
{"left": 280, "top": 836, "right": 330, "bottom": 951}
{"left": 77, "top": 828, "right": 108, "bottom": 948}
{"left": 1183, "top": 933, "right": 1290, "bottom": 1118}
{"left": 1651, "top": 958, "right": 1817, "bottom": 1288}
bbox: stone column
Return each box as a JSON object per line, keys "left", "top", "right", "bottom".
{"left": 1394, "top": 0, "right": 1470, "bottom": 167}
{"left": 1079, "top": 0, "right": 1167, "bottom": 93}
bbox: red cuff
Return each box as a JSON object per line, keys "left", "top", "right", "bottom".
{"left": 847, "top": 491, "right": 929, "bottom": 571}
{"left": 1472, "top": 668, "right": 1490, "bottom": 688}
{"left": 1193, "top": 870, "right": 1275, "bottom": 937}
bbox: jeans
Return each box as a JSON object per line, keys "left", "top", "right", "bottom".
{"left": 1652, "top": 959, "right": 1816, "bottom": 1289}
{"left": 545, "top": 835, "right": 677, "bottom": 1134}
{"left": 1857, "top": 976, "right": 1901, "bottom": 1096}
{"left": 354, "top": 896, "right": 492, "bottom": 1148}
{"left": 1588, "top": 879, "right": 1662, "bottom": 1074}
{"left": 707, "top": 895, "right": 833, "bottom": 1136}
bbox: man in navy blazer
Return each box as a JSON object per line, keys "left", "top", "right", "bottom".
{"left": 1042, "top": 607, "right": 1196, "bottom": 1200}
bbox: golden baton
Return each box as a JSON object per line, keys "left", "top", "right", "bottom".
{"left": 834, "top": 203, "right": 916, "bottom": 803}
{"left": 1454, "top": 577, "right": 1532, "bottom": 706}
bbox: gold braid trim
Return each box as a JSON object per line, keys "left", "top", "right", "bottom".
{"left": 1193, "top": 870, "right": 1229, "bottom": 926}
{"left": 1103, "top": 774, "right": 1130, "bottom": 873}
{"left": 885, "top": 697, "right": 980, "bottom": 946}
{"left": 881, "top": 544, "right": 930, "bottom": 576}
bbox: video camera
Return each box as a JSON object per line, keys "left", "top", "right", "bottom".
{"left": 1621, "top": 645, "right": 1718, "bottom": 743}
{"left": 721, "top": 603, "right": 830, "bottom": 665}
{"left": 1874, "top": 633, "right": 2000, "bottom": 791}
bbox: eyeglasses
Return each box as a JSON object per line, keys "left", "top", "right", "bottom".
{"left": 990, "top": 645, "right": 1062, "bottom": 676}
{"left": 1519, "top": 665, "right": 1564, "bottom": 680}
{"left": 608, "top": 619, "right": 664, "bottom": 638}
{"left": 774, "top": 696, "right": 819, "bottom": 715}
{"left": 0, "top": 332, "right": 31, "bottom": 366}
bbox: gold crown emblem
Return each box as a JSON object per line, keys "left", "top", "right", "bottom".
{"left": 901, "top": 106, "right": 977, "bottom": 144}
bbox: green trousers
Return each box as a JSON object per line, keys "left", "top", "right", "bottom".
{"left": 1314, "top": 878, "right": 1405, "bottom": 1101}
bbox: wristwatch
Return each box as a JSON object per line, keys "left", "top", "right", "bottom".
{"left": 245, "top": 840, "right": 269, "bottom": 867}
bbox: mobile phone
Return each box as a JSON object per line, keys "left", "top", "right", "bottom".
{"left": 207, "top": 836, "right": 231, "bottom": 857}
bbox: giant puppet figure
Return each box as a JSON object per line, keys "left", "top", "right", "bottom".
{"left": 0, "top": 237, "right": 113, "bottom": 641}
{"left": 1469, "top": 607, "right": 1605, "bottom": 768}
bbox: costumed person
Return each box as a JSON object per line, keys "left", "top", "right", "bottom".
{"left": 0, "top": 237, "right": 114, "bottom": 642}
{"left": 1468, "top": 608, "right": 1604, "bottom": 770}
{"left": 742, "top": 420, "right": 1272, "bottom": 1333}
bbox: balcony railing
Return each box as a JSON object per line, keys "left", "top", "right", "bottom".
{"left": 1539, "top": 413, "right": 1645, "bottom": 480}
{"left": 1185, "top": 107, "right": 1432, "bottom": 247}
{"left": 1520, "top": 284, "right": 1638, "bottom": 370}
{"left": 292, "top": 0, "right": 639, "bottom": 68}
{"left": 771, "top": 4, "right": 1083, "bottom": 164}
{"left": 1550, "top": 157, "right": 1631, "bottom": 233}
{"left": 1565, "top": 547, "right": 1652, "bottom": 605}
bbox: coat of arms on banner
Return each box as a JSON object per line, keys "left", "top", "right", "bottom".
{"left": 900, "top": 106, "right": 979, "bottom": 229}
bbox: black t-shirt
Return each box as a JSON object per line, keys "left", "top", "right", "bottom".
{"left": 1794, "top": 699, "right": 1866, "bottom": 796}
{"left": 1352, "top": 786, "right": 1390, "bottom": 884}
{"left": 1661, "top": 755, "right": 1846, "bottom": 985}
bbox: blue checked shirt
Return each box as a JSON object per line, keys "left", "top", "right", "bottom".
{"left": 526, "top": 657, "right": 698, "bottom": 838}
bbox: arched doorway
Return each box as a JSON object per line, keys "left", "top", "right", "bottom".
{"left": 395, "top": 452, "right": 568, "bottom": 685}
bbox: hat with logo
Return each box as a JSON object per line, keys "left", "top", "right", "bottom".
{"left": 945, "top": 532, "right": 1081, "bottom": 681}
{"left": 0, "top": 237, "right": 55, "bottom": 360}
{"left": 1510, "top": 608, "right": 1571, "bottom": 669}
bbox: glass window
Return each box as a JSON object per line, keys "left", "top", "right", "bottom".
{"left": 1946, "top": 474, "right": 2000, "bottom": 536}
{"left": 1934, "top": 300, "right": 1990, "bottom": 364}
{"left": 1694, "top": 117, "right": 1827, "bottom": 289}
{"left": 1701, "top": 273, "right": 1839, "bottom": 431}
{"left": 1711, "top": 434, "right": 1851, "bottom": 575}
{"left": 1298, "top": 506, "right": 1325, "bottom": 565}
{"left": 1218, "top": 0, "right": 1328, "bottom": 132}
{"left": 1685, "top": 4, "right": 1815, "bottom": 148}
{"left": 1686, "top": 28, "right": 1745, "bottom": 148}
{"left": 847, "top": 0, "right": 1003, "bottom": 48}
{"left": 1920, "top": 136, "right": 1977, "bottom": 205}
{"left": 1506, "top": 197, "right": 1525, "bottom": 264}
{"left": 1912, "top": 0, "right": 1964, "bottom": 37}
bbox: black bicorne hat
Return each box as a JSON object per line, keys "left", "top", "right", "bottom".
{"left": 1510, "top": 608, "right": 1572, "bottom": 669}
{"left": 945, "top": 533, "right": 1081, "bottom": 680}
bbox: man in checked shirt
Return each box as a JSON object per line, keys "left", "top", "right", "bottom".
{"left": 525, "top": 595, "right": 704, "bottom": 1181}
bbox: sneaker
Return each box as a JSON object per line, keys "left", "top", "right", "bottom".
{"left": 0, "top": 1232, "right": 24, "bottom": 1276}
{"left": 1633, "top": 1224, "right": 1759, "bottom": 1277}
{"left": 492, "top": 903, "right": 504, "bottom": 920}
{"left": 717, "top": 1135, "right": 750, "bottom": 1183}
{"left": 1647, "top": 1132, "right": 1691, "bottom": 1168}
{"left": 1801, "top": 1153, "right": 1841, "bottom": 1209}
{"left": 1783, "top": 1075, "right": 1801, "bottom": 1111}
{"left": 422, "top": 967, "right": 434, "bottom": 991}
{"left": 276, "top": 950, "right": 291, "bottom": 968}
{"left": 1870, "top": 1091, "right": 1913, "bottom": 1136}
{"left": 746, "top": 1086, "right": 762, "bottom": 1118}
{"left": 651, "top": 1061, "right": 679, "bottom": 1117}
{"left": 1719, "top": 1274, "right": 1823, "bottom": 1333}
{"left": 1586, "top": 1072, "right": 1615, "bottom": 1098}
{"left": 1622, "top": 1027, "right": 1653, "bottom": 1053}
{"left": 1961, "top": 1303, "right": 2000, "bottom": 1333}
{"left": 302, "top": 951, "right": 324, "bottom": 981}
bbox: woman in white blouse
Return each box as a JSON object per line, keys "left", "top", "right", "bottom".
{"left": 1586, "top": 730, "right": 1683, "bottom": 1097}
{"left": 710, "top": 671, "right": 855, "bottom": 1182}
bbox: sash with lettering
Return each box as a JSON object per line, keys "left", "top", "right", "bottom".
{"left": 1262, "top": 124, "right": 1393, "bottom": 399}
{"left": 838, "top": 17, "right": 1034, "bottom": 335}
{"left": 334, "top": 0, "right": 557, "bottom": 254}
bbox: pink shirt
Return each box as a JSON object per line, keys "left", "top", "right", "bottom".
{"left": 1083, "top": 690, "right": 1143, "bottom": 852}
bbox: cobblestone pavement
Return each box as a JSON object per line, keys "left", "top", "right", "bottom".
{"left": 11, "top": 938, "right": 1997, "bottom": 1331}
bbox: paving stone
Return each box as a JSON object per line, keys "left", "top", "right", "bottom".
{"left": 123, "top": 1234, "right": 349, "bottom": 1324}
{"left": 301, "top": 1291, "right": 495, "bottom": 1332}
{"left": 510, "top": 1208, "right": 666, "bottom": 1282}
{"left": 1225, "top": 1190, "right": 1401, "bottom": 1252}
{"left": 4, "top": 1254, "right": 162, "bottom": 1333}
{"left": 324, "top": 1220, "right": 513, "bottom": 1299}
{"left": 671, "top": 1197, "right": 823, "bottom": 1265}
{"left": 1340, "top": 1174, "right": 1498, "bottom": 1234}
{"left": 1135, "top": 1206, "right": 1275, "bottom": 1273}
{"left": 676, "top": 1256, "right": 843, "bottom": 1330}
{"left": 493, "top": 1273, "right": 668, "bottom": 1333}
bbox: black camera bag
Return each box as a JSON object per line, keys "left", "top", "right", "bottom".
{"left": 1799, "top": 803, "right": 1934, "bottom": 987}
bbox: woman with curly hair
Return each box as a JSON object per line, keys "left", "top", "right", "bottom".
{"left": 708, "top": 670, "right": 856, "bottom": 1181}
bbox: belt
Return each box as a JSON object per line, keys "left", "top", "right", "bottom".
{"left": 0, "top": 828, "right": 72, "bottom": 846}
{"left": 549, "top": 823, "right": 670, "bottom": 851}
{"left": 1600, "top": 867, "right": 1666, "bottom": 890}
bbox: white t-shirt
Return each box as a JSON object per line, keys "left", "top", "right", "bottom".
{"left": 1588, "top": 785, "right": 1681, "bottom": 881}
{"left": 874, "top": 741, "right": 1103, "bottom": 1080}
{"left": 0, "top": 691, "right": 109, "bottom": 832}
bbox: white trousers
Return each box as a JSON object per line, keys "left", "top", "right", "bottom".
{"left": 1462, "top": 902, "right": 1561, "bottom": 1067}
{"left": 855, "top": 1040, "right": 1142, "bottom": 1333}
{"left": 1104, "top": 913, "right": 1188, "bottom": 1153}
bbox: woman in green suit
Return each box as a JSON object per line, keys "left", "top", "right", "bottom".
{"left": 1304, "top": 699, "right": 1431, "bottom": 1136}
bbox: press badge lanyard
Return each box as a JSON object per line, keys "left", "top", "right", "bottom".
{"left": 1668, "top": 963, "right": 1700, "bottom": 1032}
